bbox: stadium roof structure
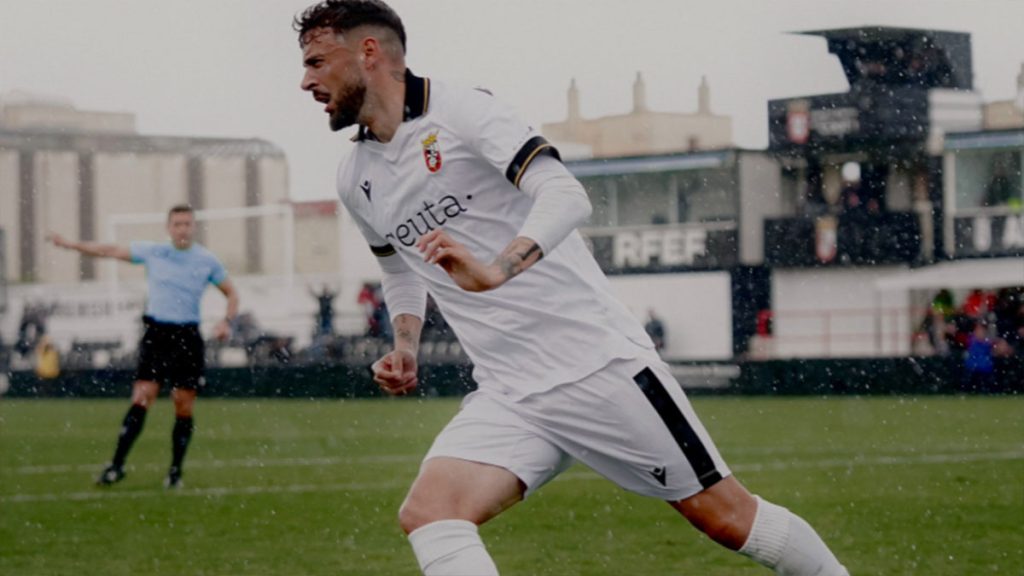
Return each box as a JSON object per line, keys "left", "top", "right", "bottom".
{"left": 944, "top": 128, "right": 1024, "bottom": 151}
{"left": 875, "top": 257, "right": 1024, "bottom": 291}
{"left": 794, "top": 25, "right": 973, "bottom": 91}
{"left": 0, "top": 129, "right": 284, "bottom": 158}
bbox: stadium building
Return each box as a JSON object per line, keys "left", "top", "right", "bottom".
{"left": 0, "top": 95, "right": 355, "bottom": 364}
{"left": 560, "top": 26, "right": 1022, "bottom": 376}
{"left": 0, "top": 93, "right": 290, "bottom": 283}
{"left": 1, "top": 26, "right": 1020, "bottom": 396}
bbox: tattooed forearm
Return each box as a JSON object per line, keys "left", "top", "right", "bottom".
{"left": 392, "top": 314, "right": 422, "bottom": 353}
{"left": 495, "top": 237, "right": 544, "bottom": 281}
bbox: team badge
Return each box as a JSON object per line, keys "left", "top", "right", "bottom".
{"left": 421, "top": 131, "right": 443, "bottom": 173}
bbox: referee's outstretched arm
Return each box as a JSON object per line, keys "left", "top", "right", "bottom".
{"left": 47, "top": 232, "right": 132, "bottom": 262}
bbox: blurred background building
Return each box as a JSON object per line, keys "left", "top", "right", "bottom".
{"left": 543, "top": 73, "right": 733, "bottom": 159}
{"left": 0, "top": 93, "right": 289, "bottom": 284}
{"left": 1, "top": 26, "right": 1021, "bottom": 381}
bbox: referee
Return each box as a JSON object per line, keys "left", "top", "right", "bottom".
{"left": 49, "top": 204, "right": 239, "bottom": 488}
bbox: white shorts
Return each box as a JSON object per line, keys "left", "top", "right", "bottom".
{"left": 424, "top": 352, "right": 731, "bottom": 501}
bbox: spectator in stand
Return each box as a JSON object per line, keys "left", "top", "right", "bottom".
{"left": 931, "top": 289, "right": 955, "bottom": 318}
{"left": 310, "top": 284, "right": 338, "bottom": 337}
{"left": 16, "top": 303, "right": 48, "bottom": 358}
{"left": 919, "top": 289, "right": 954, "bottom": 356}
{"left": 370, "top": 292, "right": 392, "bottom": 340}
{"left": 962, "top": 288, "right": 996, "bottom": 320}
{"left": 993, "top": 288, "right": 1024, "bottom": 357}
{"left": 358, "top": 281, "right": 381, "bottom": 335}
{"left": 644, "top": 309, "right": 667, "bottom": 352}
{"left": 983, "top": 158, "right": 1017, "bottom": 207}
{"left": 962, "top": 322, "right": 996, "bottom": 393}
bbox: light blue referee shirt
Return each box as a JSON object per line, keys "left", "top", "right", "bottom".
{"left": 130, "top": 241, "right": 228, "bottom": 325}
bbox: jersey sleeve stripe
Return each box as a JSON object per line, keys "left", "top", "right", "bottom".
{"left": 370, "top": 244, "right": 397, "bottom": 257}
{"left": 506, "top": 136, "right": 562, "bottom": 188}
{"left": 422, "top": 78, "right": 431, "bottom": 117}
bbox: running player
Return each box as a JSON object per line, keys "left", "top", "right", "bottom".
{"left": 296, "top": 1, "right": 848, "bottom": 574}
{"left": 49, "top": 204, "right": 238, "bottom": 488}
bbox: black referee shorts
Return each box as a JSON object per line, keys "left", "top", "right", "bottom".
{"left": 135, "top": 316, "right": 205, "bottom": 390}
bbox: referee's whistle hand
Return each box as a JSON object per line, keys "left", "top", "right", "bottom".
{"left": 213, "top": 320, "right": 232, "bottom": 341}
{"left": 372, "top": 349, "right": 418, "bottom": 396}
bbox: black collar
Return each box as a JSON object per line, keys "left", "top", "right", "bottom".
{"left": 353, "top": 68, "right": 430, "bottom": 142}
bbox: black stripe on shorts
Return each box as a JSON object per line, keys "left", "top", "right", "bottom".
{"left": 633, "top": 366, "right": 723, "bottom": 489}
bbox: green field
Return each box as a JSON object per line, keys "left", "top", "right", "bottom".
{"left": 1, "top": 396, "right": 1021, "bottom": 575}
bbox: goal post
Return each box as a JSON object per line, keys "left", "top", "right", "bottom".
{"left": 0, "top": 228, "right": 7, "bottom": 315}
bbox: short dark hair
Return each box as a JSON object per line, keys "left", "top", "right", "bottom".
{"left": 168, "top": 204, "right": 194, "bottom": 219}
{"left": 294, "top": 0, "right": 406, "bottom": 52}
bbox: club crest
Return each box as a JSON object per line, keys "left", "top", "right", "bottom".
{"left": 421, "top": 131, "right": 443, "bottom": 173}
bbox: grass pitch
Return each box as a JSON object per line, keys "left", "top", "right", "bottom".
{"left": 1, "top": 395, "right": 1021, "bottom": 575}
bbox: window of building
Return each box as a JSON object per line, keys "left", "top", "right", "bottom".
{"left": 954, "top": 149, "right": 1023, "bottom": 210}
{"left": 676, "top": 168, "right": 738, "bottom": 223}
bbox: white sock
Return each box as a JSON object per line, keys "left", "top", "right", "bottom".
{"left": 739, "top": 496, "right": 849, "bottom": 576}
{"left": 408, "top": 519, "right": 499, "bottom": 576}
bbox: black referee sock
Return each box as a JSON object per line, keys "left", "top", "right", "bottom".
{"left": 111, "top": 404, "right": 148, "bottom": 468}
{"left": 171, "top": 416, "right": 194, "bottom": 470}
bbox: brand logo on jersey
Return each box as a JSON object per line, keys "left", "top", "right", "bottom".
{"left": 384, "top": 195, "right": 469, "bottom": 248}
{"left": 649, "top": 466, "right": 667, "bottom": 486}
{"left": 421, "top": 131, "right": 442, "bottom": 173}
{"left": 360, "top": 180, "right": 372, "bottom": 201}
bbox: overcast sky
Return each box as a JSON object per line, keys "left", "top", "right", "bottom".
{"left": 2, "top": 0, "right": 1023, "bottom": 201}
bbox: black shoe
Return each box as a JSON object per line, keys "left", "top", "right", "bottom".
{"left": 96, "top": 464, "right": 125, "bottom": 486}
{"left": 164, "top": 466, "right": 183, "bottom": 489}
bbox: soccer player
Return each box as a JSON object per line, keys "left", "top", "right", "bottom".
{"left": 48, "top": 204, "right": 239, "bottom": 488}
{"left": 296, "top": 1, "right": 849, "bottom": 574}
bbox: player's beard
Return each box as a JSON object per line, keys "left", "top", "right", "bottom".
{"left": 330, "top": 80, "right": 366, "bottom": 132}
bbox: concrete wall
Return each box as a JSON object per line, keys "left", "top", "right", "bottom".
{"left": 259, "top": 157, "right": 289, "bottom": 276}
{"left": 0, "top": 151, "right": 18, "bottom": 283}
{"left": 294, "top": 213, "right": 340, "bottom": 275}
{"left": 34, "top": 151, "right": 80, "bottom": 283}
{"left": 738, "top": 153, "right": 783, "bottom": 265}
{"left": 202, "top": 156, "right": 247, "bottom": 274}
{"left": 608, "top": 272, "right": 733, "bottom": 361}
{"left": 771, "top": 267, "right": 911, "bottom": 358}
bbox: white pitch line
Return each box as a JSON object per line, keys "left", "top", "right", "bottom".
{"left": 9, "top": 454, "right": 422, "bottom": 475}
{"left": 2, "top": 450, "right": 1022, "bottom": 505}
{"left": 728, "top": 449, "right": 1024, "bottom": 473}
{"left": 9, "top": 447, "right": 1024, "bottom": 476}
{"left": 0, "top": 479, "right": 408, "bottom": 504}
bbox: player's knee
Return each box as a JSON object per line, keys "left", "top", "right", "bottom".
{"left": 398, "top": 496, "right": 432, "bottom": 535}
{"left": 399, "top": 488, "right": 464, "bottom": 535}
{"left": 172, "top": 397, "right": 194, "bottom": 416}
{"left": 131, "top": 390, "right": 156, "bottom": 407}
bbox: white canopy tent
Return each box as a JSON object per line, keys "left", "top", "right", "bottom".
{"left": 875, "top": 258, "right": 1024, "bottom": 291}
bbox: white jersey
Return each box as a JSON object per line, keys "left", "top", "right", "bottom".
{"left": 337, "top": 70, "right": 654, "bottom": 399}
